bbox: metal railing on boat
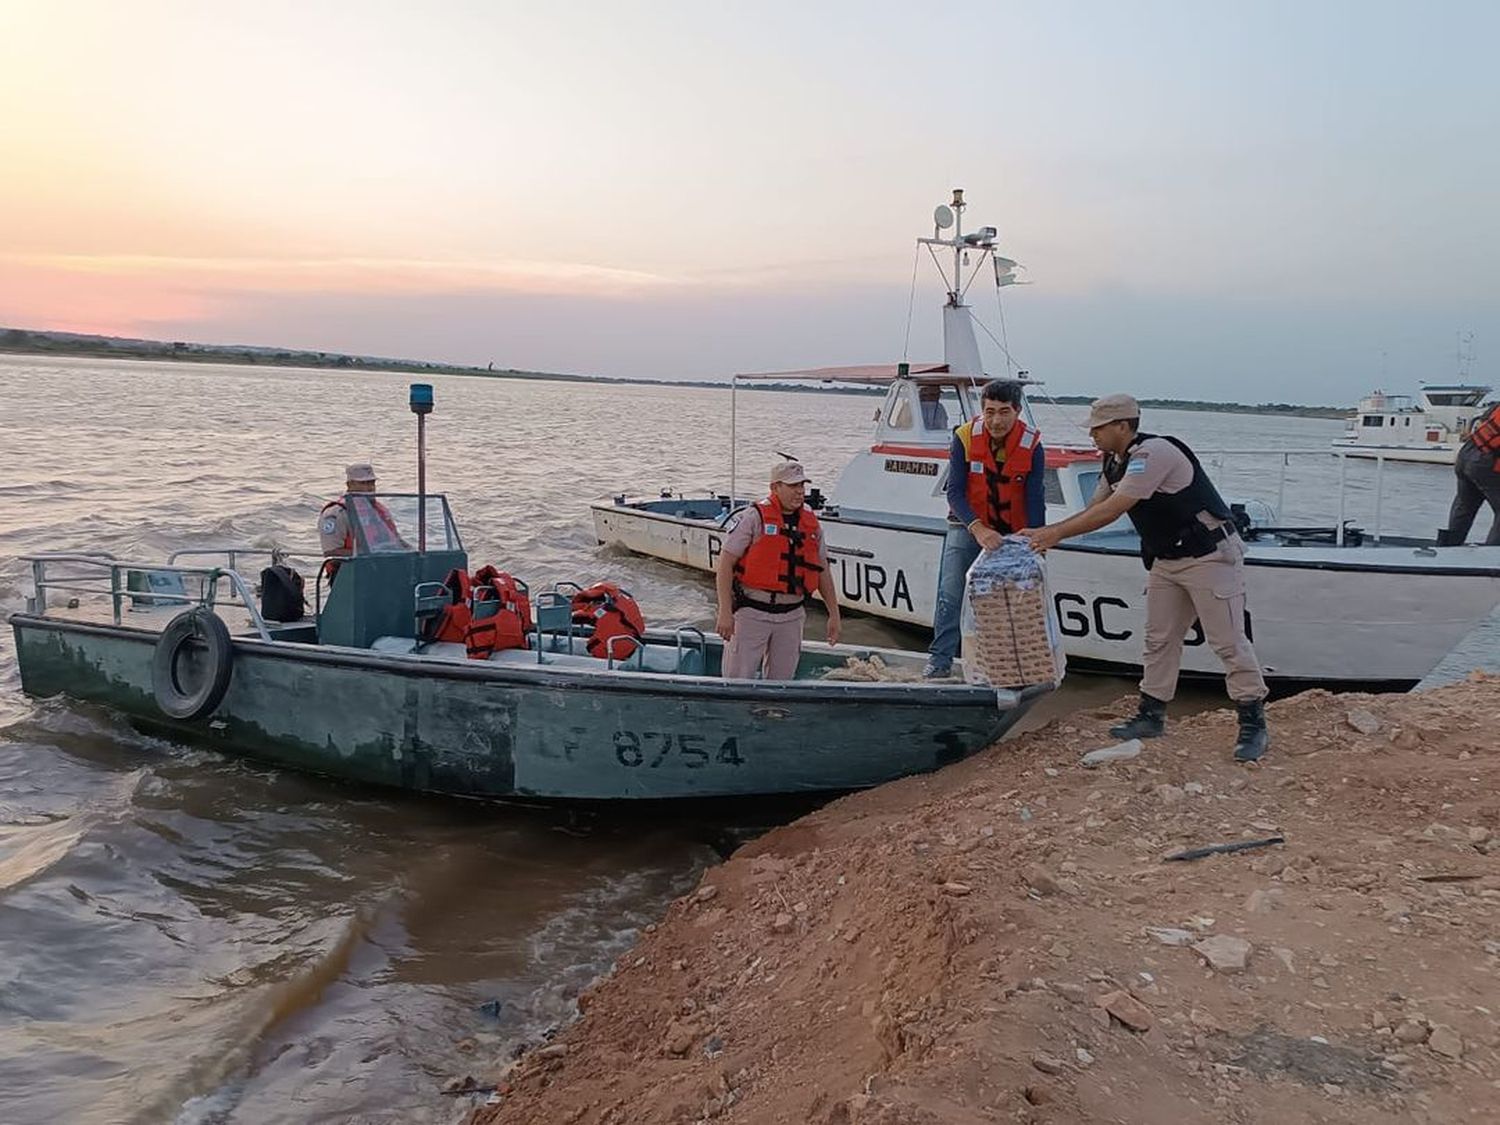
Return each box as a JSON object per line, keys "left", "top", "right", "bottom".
{"left": 1163, "top": 448, "right": 1414, "bottom": 547}
{"left": 19, "top": 549, "right": 318, "bottom": 642}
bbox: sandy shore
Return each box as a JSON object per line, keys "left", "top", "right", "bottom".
{"left": 464, "top": 676, "right": 1499, "bottom": 1124}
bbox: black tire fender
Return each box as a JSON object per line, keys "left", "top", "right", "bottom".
{"left": 151, "top": 609, "right": 234, "bottom": 720}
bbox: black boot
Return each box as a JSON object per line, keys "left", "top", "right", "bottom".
{"left": 1232, "top": 699, "right": 1270, "bottom": 762}
{"left": 1109, "top": 693, "right": 1167, "bottom": 740}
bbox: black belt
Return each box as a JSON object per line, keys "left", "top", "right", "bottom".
{"left": 733, "top": 588, "right": 805, "bottom": 615}
{"left": 1155, "top": 522, "right": 1235, "bottom": 562}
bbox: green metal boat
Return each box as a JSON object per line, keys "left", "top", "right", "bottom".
{"left": 8, "top": 388, "right": 1049, "bottom": 802}
{"left": 9, "top": 541, "right": 1045, "bottom": 800}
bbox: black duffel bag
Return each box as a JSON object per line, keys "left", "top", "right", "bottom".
{"left": 259, "top": 563, "right": 306, "bottom": 622}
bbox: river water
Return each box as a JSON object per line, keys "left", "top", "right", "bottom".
{"left": 0, "top": 355, "right": 1461, "bottom": 1123}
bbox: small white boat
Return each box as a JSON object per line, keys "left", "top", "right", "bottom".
{"left": 1331, "top": 385, "right": 1494, "bottom": 464}
{"left": 592, "top": 193, "right": 1500, "bottom": 688}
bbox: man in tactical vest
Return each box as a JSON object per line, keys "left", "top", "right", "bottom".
{"left": 1020, "top": 395, "right": 1270, "bottom": 762}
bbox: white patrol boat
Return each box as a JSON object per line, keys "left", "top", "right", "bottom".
{"left": 1332, "top": 384, "right": 1494, "bottom": 464}
{"left": 591, "top": 192, "right": 1500, "bottom": 689}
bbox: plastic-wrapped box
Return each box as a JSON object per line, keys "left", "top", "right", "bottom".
{"left": 960, "top": 537, "right": 1066, "bottom": 688}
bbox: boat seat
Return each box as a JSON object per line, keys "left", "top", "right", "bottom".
{"left": 368, "top": 635, "right": 702, "bottom": 675}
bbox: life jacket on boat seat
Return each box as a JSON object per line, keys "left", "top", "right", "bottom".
{"left": 424, "top": 567, "right": 473, "bottom": 644}
{"left": 957, "top": 417, "right": 1037, "bottom": 534}
{"left": 464, "top": 567, "right": 532, "bottom": 659}
{"left": 733, "top": 498, "right": 824, "bottom": 610}
{"left": 570, "top": 582, "right": 645, "bottom": 660}
{"left": 1470, "top": 402, "right": 1500, "bottom": 459}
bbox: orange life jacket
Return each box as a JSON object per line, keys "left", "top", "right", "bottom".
{"left": 321, "top": 496, "right": 405, "bottom": 555}
{"left": 570, "top": 582, "right": 646, "bottom": 660}
{"left": 426, "top": 567, "right": 473, "bottom": 644}
{"left": 465, "top": 567, "right": 532, "bottom": 659}
{"left": 959, "top": 417, "right": 1038, "bottom": 533}
{"left": 733, "top": 498, "right": 824, "bottom": 603}
{"left": 1471, "top": 402, "right": 1500, "bottom": 456}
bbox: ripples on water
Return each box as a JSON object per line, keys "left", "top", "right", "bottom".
{"left": 0, "top": 356, "right": 1460, "bottom": 1122}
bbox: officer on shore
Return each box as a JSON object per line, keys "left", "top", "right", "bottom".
{"left": 1020, "top": 395, "right": 1270, "bottom": 762}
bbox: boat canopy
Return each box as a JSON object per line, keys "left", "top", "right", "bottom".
{"left": 734, "top": 363, "right": 951, "bottom": 385}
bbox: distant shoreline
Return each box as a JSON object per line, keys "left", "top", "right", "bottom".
{"left": 0, "top": 328, "right": 1350, "bottom": 418}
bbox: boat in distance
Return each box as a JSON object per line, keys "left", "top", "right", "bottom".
{"left": 1331, "top": 384, "right": 1494, "bottom": 464}
{"left": 11, "top": 471, "right": 1048, "bottom": 803}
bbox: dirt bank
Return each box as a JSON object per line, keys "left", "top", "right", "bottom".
{"left": 468, "top": 677, "right": 1500, "bottom": 1124}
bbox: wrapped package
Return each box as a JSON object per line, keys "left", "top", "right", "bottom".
{"left": 960, "top": 537, "right": 1066, "bottom": 688}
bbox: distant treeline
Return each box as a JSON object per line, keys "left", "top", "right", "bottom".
{"left": 1, "top": 326, "right": 1349, "bottom": 415}
{"left": 1036, "top": 394, "right": 1347, "bottom": 419}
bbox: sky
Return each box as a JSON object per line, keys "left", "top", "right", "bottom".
{"left": 1, "top": 0, "right": 1496, "bottom": 403}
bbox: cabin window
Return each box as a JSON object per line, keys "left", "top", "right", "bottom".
{"left": 1361, "top": 416, "right": 1383, "bottom": 428}
{"left": 915, "top": 384, "right": 961, "bottom": 433}
{"left": 1403, "top": 417, "right": 1411, "bottom": 426}
{"left": 1075, "top": 469, "right": 1104, "bottom": 503}
{"left": 1388, "top": 416, "right": 1396, "bottom": 426}
{"left": 886, "top": 391, "right": 914, "bottom": 430}
{"left": 1043, "top": 468, "right": 1064, "bottom": 507}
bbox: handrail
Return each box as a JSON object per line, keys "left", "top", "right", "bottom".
{"left": 21, "top": 554, "right": 273, "bottom": 641}
{"left": 1079, "top": 446, "right": 1411, "bottom": 545}
{"left": 167, "top": 546, "right": 320, "bottom": 570}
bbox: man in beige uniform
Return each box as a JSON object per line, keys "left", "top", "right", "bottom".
{"left": 318, "top": 463, "right": 379, "bottom": 566}
{"left": 714, "top": 461, "right": 841, "bottom": 679}
{"left": 1020, "top": 395, "right": 1269, "bottom": 761}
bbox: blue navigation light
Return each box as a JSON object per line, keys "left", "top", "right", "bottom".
{"left": 409, "top": 383, "right": 434, "bottom": 414}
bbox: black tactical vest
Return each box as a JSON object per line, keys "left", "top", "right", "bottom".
{"left": 1102, "top": 433, "right": 1232, "bottom": 569}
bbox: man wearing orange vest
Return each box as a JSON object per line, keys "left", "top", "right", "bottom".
{"left": 318, "top": 462, "right": 407, "bottom": 579}
{"left": 714, "top": 461, "right": 841, "bottom": 680}
{"left": 924, "top": 380, "right": 1047, "bottom": 679}
{"left": 1440, "top": 401, "right": 1500, "bottom": 546}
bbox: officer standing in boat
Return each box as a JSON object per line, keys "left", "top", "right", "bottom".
{"left": 319, "top": 462, "right": 407, "bottom": 578}
{"left": 319, "top": 463, "right": 378, "bottom": 566}
{"left": 924, "top": 379, "right": 1047, "bottom": 679}
{"left": 1019, "top": 395, "right": 1270, "bottom": 762}
{"left": 715, "top": 461, "right": 841, "bottom": 679}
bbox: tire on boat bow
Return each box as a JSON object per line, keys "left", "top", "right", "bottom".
{"left": 151, "top": 609, "right": 234, "bottom": 720}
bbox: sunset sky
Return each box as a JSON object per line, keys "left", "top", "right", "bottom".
{"left": 1, "top": 1, "right": 1496, "bottom": 401}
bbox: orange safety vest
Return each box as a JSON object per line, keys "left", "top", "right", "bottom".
{"left": 1471, "top": 402, "right": 1500, "bottom": 456}
{"left": 426, "top": 567, "right": 473, "bottom": 644}
{"left": 959, "top": 417, "right": 1038, "bottom": 533}
{"left": 321, "top": 496, "right": 405, "bottom": 554}
{"left": 734, "top": 498, "right": 824, "bottom": 602}
{"left": 465, "top": 567, "right": 532, "bottom": 659}
{"left": 570, "top": 582, "right": 646, "bottom": 660}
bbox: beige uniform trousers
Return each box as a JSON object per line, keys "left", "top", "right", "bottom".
{"left": 1140, "top": 533, "right": 1267, "bottom": 704}
{"left": 723, "top": 605, "right": 806, "bottom": 680}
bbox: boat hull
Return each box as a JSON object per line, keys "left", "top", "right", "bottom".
{"left": 10, "top": 615, "right": 1042, "bottom": 801}
{"left": 591, "top": 501, "right": 1500, "bottom": 688}
{"left": 1330, "top": 441, "right": 1458, "bottom": 465}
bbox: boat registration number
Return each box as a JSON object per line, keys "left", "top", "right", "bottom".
{"left": 610, "top": 730, "right": 744, "bottom": 769}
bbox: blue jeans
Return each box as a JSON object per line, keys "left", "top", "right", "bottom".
{"left": 927, "top": 524, "right": 981, "bottom": 669}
